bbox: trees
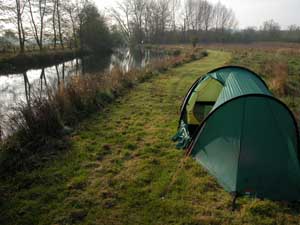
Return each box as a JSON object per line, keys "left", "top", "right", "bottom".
{"left": 111, "top": 0, "right": 147, "bottom": 45}
{"left": 183, "top": 0, "right": 195, "bottom": 31}
{"left": 262, "top": 20, "right": 281, "bottom": 38}
{"left": 286, "top": 25, "right": 300, "bottom": 42}
{"left": 50, "top": 0, "right": 65, "bottom": 49}
{"left": 112, "top": 0, "right": 172, "bottom": 44}
{"left": 261, "top": 19, "right": 281, "bottom": 41}
{"left": 64, "top": 1, "right": 78, "bottom": 48}
{"left": 262, "top": 19, "right": 281, "bottom": 33}
{"left": 28, "top": 0, "right": 48, "bottom": 50}
{"left": 1, "top": 0, "right": 299, "bottom": 52}
{"left": 182, "top": 0, "right": 236, "bottom": 33}
{"left": 110, "top": 0, "right": 240, "bottom": 45}
{"left": 0, "top": 0, "right": 91, "bottom": 53}
{"left": 213, "top": 2, "right": 237, "bottom": 32}
{"left": 202, "top": 0, "right": 213, "bottom": 32}
{"left": 79, "top": 2, "right": 112, "bottom": 52}
{"left": 131, "top": 0, "right": 147, "bottom": 44}
{"left": 15, "top": 0, "right": 28, "bottom": 52}
{"left": 170, "top": 0, "right": 180, "bottom": 31}
{"left": 51, "top": 0, "right": 57, "bottom": 48}
{"left": 110, "top": 1, "right": 132, "bottom": 43}
{"left": 56, "top": 0, "right": 64, "bottom": 48}
{"left": 150, "top": 0, "right": 172, "bottom": 43}
{"left": 0, "top": 0, "right": 28, "bottom": 52}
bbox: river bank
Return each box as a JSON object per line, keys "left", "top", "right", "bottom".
{"left": 0, "top": 49, "right": 221, "bottom": 225}
{"left": 0, "top": 47, "right": 207, "bottom": 173}
{"left": 0, "top": 49, "right": 90, "bottom": 75}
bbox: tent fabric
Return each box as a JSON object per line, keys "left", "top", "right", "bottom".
{"left": 206, "top": 67, "right": 272, "bottom": 110}
{"left": 186, "top": 77, "right": 223, "bottom": 124}
{"left": 175, "top": 66, "right": 300, "bottom": 200}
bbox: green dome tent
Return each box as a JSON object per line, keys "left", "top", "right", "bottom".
{"left": 173, "top": 66, "right": 300, "bottom": 201}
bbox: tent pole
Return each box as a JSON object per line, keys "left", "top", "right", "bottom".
{"left": 231, "top": 192, "right": 239, "bottom": 211}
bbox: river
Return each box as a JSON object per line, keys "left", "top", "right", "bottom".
{"left": 0, "top": 48, "right": 166, "bottom": 137}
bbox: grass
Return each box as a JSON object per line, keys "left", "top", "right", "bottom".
{"left": 2, "top": 50, "right": 300, "bottom": 224}
{"left": 225, "top": 45, "right": 300, "bottom": 119}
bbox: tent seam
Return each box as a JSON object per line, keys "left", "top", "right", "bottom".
{"left": 235, "top": 97, "right": 246, "bottom": 194}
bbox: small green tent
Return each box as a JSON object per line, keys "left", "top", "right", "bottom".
{"left": 173, "top": 66, "right": 300, "bottom": 200}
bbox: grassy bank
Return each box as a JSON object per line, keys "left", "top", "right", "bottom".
{"left": 2, "top": 50, "right": 300, "bottom": 224}
{"left": 0, "top": 48, "right": 207, "bottom": 172}
{"left": 0, "top": 49, "right": 86, "bottom": 75}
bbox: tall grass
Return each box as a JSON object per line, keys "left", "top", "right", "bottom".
{"left": 0, "top": 48, "right": 208, "bottom": 172}
{"left": 262, "top": 60, "right": 289, "bottom": 96}
{"left": 225, "top": 43, "right": 300, "bottom": 123}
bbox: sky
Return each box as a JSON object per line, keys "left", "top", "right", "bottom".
{"left": 94, "top": 0, "right": 300, "bottom": 29}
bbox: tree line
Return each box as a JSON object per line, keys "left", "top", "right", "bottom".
{"left": 1, "top": 0, "right": 300, "bottom": 54}
{"left": 0, "top": 0, "right": 118, "bottom": 53}
{"left": 111, "top": 0, "right": 300, "bottom": 45}
{"left": 111, "top": 0, "right": 237, "bottom": 45}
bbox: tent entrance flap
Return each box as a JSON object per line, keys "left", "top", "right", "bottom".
{"left": 186, "top": 77, "right": 223, "bottom": 125}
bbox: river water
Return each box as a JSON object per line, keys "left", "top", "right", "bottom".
{"left": 0, "top": 48, "right": 165, "bottom": 136}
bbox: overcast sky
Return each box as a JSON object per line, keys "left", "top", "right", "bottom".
{"left": 94, "top": 0, "right": 300, "bottom": 29}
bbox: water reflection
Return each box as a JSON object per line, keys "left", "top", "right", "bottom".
{"left": 0, "top": 48, "right": 165, "bottom": 136}
{"left": 81, "top": 54, "right": 111, "bottom": 74}
{"left": 110, "top": 48, "right": 152, "bottom": 72}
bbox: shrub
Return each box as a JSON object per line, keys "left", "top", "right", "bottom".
{"left": 9, "top": 96, "right": 63, "bottom": 140}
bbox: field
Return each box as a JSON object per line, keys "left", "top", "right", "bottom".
{"left": 210, "top": 42, "right": 300, "bottom": 119}
{"left": 1, "top": 45, "right": 300, "bottom": 225}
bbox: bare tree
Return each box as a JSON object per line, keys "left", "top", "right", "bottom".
{"left": 195, "top": 0, "right": 205, "bottom": 31}
{"left": 49, "top": 0, "right": 73, "bottom": 49}
{"left": 51, "top": 0, "right": 57, "bottom": 48}
{"left": 262, "top": 19, "right": 281, "bottom": 32}
{"left": 110, "top": 1, "right": 132, "bottom": 42}
{"left": 158, "top": 0, "right": 171, "bottom": 33}
{"left": 16, "top": 0, "right": 27, "bottom": 52}
{"left": 56, "top": 0, "right": 64, "bottom": 48}
{"left": 64, "top": 2, "right": 78, "bottom": 48}
{"left": 183, "top": 0, "right": 195, "bottom": 31}
{"left": 49, "top": 0, "right": 74, "bottom": 49}
{"left": 0, "top": 0, "right": 92, "bottom": 52}
{"left": 28, "top": 0, "right": 48, "bottom": 50}
{"left": 202, "top": 0, "right": 213, "bottom": 31}
{"left": 213, "top": 2, "right": 237, "bottom": 32}
{"left": 0, "top": 0, "right": 28, "bottom": 52}
{"left": 170, "top": 0, "right": 180, "bottom": 31}
{"left": 144, "top": 0, "right": 154, "bottom": 42}
{"left": 130, "top": 0, "right": 147, "bottom": 44}
{"left": 111, "top": 0, "right": 147, "bottom": 44}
